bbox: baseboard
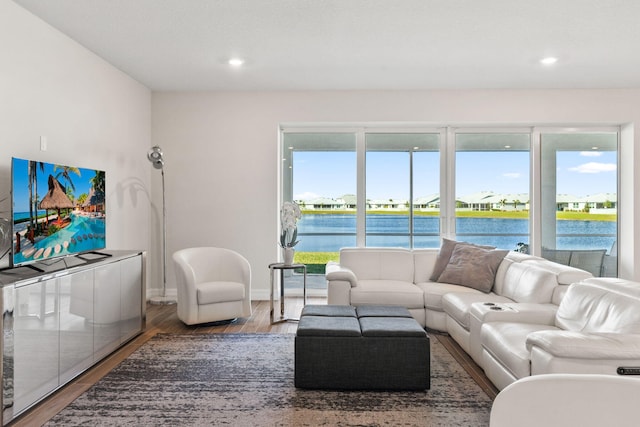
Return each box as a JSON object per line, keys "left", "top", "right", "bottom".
{"left": 146, "top": 288, "right": 177, "bottom": 301}
{"left": 146, "top": 289, "right": 326, "bottom": 302}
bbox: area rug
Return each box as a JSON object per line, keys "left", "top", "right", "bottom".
{"left": 46, "top": 334, "right": 492, "bottom": 426}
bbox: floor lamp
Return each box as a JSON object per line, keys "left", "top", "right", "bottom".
{"left": 148, "top": 146, "right": 176, "bottom": 305}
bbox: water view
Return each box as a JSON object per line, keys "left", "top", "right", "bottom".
{"left": 296, "top": 213, "right": 616, "bottom": 253}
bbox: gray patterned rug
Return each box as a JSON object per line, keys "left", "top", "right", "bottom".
{"left": 46, "top": 333, "right": 492, "bottom": 426}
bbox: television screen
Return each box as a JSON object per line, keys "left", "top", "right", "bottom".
{"left": 11, "top": 157, "right": 106, "bottom": 267}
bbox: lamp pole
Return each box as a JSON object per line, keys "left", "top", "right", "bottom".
{"left": 148, "top": 146, "right": 176, "bottom": 305}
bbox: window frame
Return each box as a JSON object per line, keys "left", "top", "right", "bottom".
{"left": 279, "top": 124, "right": 620, "bottom": 268}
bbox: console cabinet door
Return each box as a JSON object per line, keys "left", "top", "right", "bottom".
{"left": 12, "top": 278, "right": 59, "bottom": 415}
{"left": 59, "top": 270, "right": 95, "bottom": 384}
{"left": 93, "top": 263, "right": 122, "bottom": 360}
{"left": 120, "top": 255, "right": 143, "bottom": 343}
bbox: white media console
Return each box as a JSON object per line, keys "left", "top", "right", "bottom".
{"left": 0, "top": 250, "right": 146, "bottom": 425}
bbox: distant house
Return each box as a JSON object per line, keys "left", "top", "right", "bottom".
{"left": 295, "top": 191, "right": 615, "bottom": 214}
{"left": 367, "top": 199, "right": 408, "bottom": 210}
{"left": 413, "top": 194, "right": 440, "bottom": 210}
{"left": 556, "top": 193, "right": 617, "bottom": 212}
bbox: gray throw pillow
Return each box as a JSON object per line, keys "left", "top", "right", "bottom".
{"left": 436, "top": 244, "right": 508, "bottom": 293}
{"left": 429, "top": 238, "right": 494, "bottom": 281}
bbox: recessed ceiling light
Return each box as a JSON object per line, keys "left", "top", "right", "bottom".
{"left": 540, "top": 57, "right": 558, "bottom": 65}
{"left": 228, "top": 58, "right": 244, "bottom": 67}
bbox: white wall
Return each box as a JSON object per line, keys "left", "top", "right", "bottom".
{"left": 153, "top": 90, "right": 640, "bottom": 299}
{"left": 1, "top": 2, "right": 152, "bottom": 278}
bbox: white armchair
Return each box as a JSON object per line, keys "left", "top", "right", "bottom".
{"left": 490, "top": 374, "right": 640, "bottom": 427}
{"left": 172, "top": 247, "right": 252, "bottom": 325}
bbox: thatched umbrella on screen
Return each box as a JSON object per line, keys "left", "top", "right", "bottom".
{"left": 39, "top": 175, "right": 74, "bottom": 226}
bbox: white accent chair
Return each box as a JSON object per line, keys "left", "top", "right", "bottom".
{"left": 490, "top": 374, "right": 640, "bottom": 427}
{"left": 173, "top": 247, "right": 252, "bottom": 325}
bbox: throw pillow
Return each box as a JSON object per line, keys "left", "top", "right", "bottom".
{"left": 429, "top": 238, "right": 494, "bottom": 281}
{"left": 436, "top": 244, "right": 509, "bottom": 293}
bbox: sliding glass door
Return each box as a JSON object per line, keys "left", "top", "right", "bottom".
{"left": 282, "top": 132, "right": 357, "bottom": 269}
{"left": 540, "top": 131, "right": 618, "bottom": 276}
{"left": 454, "top": 132, "right": 530, "bottom": 250}
{"left": 365, "top": 133, "right": 440, "bottom": 248}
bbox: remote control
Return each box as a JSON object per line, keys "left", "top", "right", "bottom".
{"left": 617, "top": 367, "right": 640, "bottom": 375}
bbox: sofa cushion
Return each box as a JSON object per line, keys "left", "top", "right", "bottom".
{"left": 437, "top": 245, "right": 508, "bottom": 292}
{"left": 555, "top": 282, "right": 640, "bottom": 333}
{"left": 481, "top": 322, "right": 558, "bottom": 379}
{"left": 351, "top": 280, "right": 424, "bottom": 309}
{"left": 504, "top": 251, "right": 543, "bottom": 263}
{"left": 579, "top": 277, "right": 640, "bottom": 299}
{"left": 413, "top": 249, "right": 439, "bottom": 283}
{"left": 492, "top": 257, "right": 516, "bottom": 295}
{"left": 443, "top": 292, "right": 513, "bottom": 330}
{"left": 429, "top": 239, "right": 494, "bottom": 281}
{"left": 416, "top": 281, "right": 482, "bottom": 312}
{"left": 500, "top": 262, "right": 557, "bottom": 303}
{"left": 521, "top": 258, "right": 593, "bottom": 285}
{"left": 340, "top": 248, "right": 414, "bottom": 282}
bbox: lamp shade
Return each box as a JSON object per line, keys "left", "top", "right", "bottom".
{"left": 147, "top": 146, "right": 164, "bottom": 169}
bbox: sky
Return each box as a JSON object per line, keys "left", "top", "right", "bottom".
{"left": 12, "top": 157, "right": 101, "bottom": 213}
{"left": 293, "top": 150, "right": 617, "bottom": 200}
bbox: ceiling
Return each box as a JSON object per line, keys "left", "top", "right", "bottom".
{"left": 14, "top": 0, "right": 640, "bottom": 91}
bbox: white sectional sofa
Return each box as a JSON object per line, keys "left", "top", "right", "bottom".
{"left": 326, "top": 245, "right": 591, "bottom": 331}
{"left": 325, "top": 245, "right": 640, "bottom": 391}
{"left": 481, "top": 277, "right": 640, "bottom": 390}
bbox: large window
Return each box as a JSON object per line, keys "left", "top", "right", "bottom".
{"left": 282, "top": 132, "right": 357, "bottom": 264}
{"left": 365, "top": 133, "right": 440, "bottom": 248}
{"left": 540, "top": 132, "right": 618, "bottom": 276}
{"left": 455, "top": 132, "right": 530, "bottom": 250}
{"left": 281, "top": 126, "right": 619, "bottom": 278}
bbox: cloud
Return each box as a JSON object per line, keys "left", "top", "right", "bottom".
{"left": 579, "top": 151, "right": 603, "bottom": 157}
{"left": 568, "top": 162, "right": 617, "bottom": 174}
{"left": 502, "top": 172, "right": 521, "bottom": 179}
{"left": 294, "top": 191, "right": 320, "bottom": 200}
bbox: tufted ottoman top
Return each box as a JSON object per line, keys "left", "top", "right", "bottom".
{"left": 297, "top": 305, "right": 427, "bottom": 338}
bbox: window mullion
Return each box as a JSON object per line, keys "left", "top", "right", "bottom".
{"left": 356, "top": 129, "right": 366, "bottom": 247}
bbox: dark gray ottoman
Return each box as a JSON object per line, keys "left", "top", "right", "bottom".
{"left": 294, "top": 305, "right": 430, "bottom": 390}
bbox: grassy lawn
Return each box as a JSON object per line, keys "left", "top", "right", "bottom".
{"left": 302, "top": 209, "right": 616, "bottom": 222}
{"left": 294, "top": 251, "right": 339, "bottom": 274}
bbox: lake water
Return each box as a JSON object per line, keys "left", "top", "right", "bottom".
{"left": 296, "top": 214, "right": 616, "bottom": 253}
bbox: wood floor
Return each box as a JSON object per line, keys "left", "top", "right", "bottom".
{"left": 10, "top": 298, "right": 498, "bottom": 426}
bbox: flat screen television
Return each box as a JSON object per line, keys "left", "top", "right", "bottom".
{"left": 11, "top": 157, "right": 106, "bottom": 268}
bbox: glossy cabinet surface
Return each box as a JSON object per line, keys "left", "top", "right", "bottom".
{"left": 0, "top": 251, "right": 145, "bottom": 425}
{"left": 61, "top": 269, "right": 95, "bottom": 384}
{"left": 13, "top": 278, "right": 59, "bottom": 415}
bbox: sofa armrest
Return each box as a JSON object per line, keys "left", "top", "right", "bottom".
{"left": 526, "top": 331, "right": 640, "bottom": 359}
{"left": 490, "top": 374, "right": 640, "bottom": 427}
{"left": 326, "top": 262, "right": 358, "bottom": 305}
{"left": 471, "top": 303, "right": 558, "bottom": 326}
{"left": 325, "top": 262, "right": 358, "bottom": 287}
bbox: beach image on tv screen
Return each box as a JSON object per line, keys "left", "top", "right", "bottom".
{"left": 12, "top": 157, "right": 106, "bottom": 266}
